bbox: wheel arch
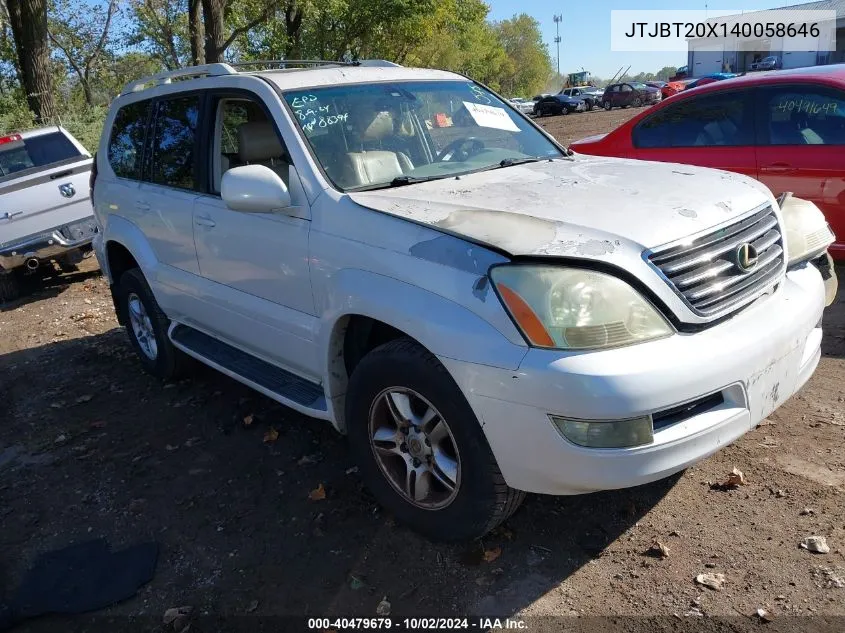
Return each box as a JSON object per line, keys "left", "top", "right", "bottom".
{"left": 319, "top": 269, "right": 527, "bottom": 433}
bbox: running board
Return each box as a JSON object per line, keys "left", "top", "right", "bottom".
{"left": 169, "top": 324, "right": 327, "bottom": 414}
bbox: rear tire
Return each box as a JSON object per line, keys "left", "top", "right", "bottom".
{"left": 0, "top": 271, "right": 21, "bottom": 303}
{"left": 116, "top": 268, "right": 191, "bottom": 381}
{"left": 346, "top": 338, "right": 525, "bottom": 541}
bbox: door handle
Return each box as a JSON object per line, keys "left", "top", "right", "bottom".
{"left": 762, "top": 162, "right": 797, "bottom": 174}
{"left": 194, "top": 214, "right": 216, "bottom": 228}
{"left": 135, "top": 200, "right": 151, "bottom": 212}
{"left": 1, "top": 211, "right": 23, "bottom": 221}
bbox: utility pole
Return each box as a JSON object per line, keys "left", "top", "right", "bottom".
{"left": 553, "top": 14, "right": 562, "bottom": 77}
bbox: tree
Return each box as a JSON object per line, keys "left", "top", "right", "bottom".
{"left": 129, "top": 0, "right": 189, "bottom": 69}
{"left": 6, "top": 0, "right": 56, "bottom": 121}
{"left": 493, "top": 14, "right": 553, "bottom": 96}
{"left": 48, "top": 0, "right": 119, "bottom": 106}
{"left": 201, "top": 0, "right": 278, "bottom": 63}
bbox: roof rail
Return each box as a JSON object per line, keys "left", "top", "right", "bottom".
{"left": 120, "top": 63, "right": 237, "bottom": 95}
{"left": 232, "top": 59, "right": 353, "bottom": 69}
{"left": 231, "top": 59, "right": 402, "bottom": 71}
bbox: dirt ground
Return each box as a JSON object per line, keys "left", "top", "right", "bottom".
{"left": 2, "top": 108, "right": 845, "bottom": 632}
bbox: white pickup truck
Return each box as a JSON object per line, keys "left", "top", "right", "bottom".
{"left": 0, "top": 127, "right": 97, "bottom": 301}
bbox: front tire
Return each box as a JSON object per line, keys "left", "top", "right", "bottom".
{"left": 346, "top": 338, "right": 525, "bottom": 541}
{"left": 603, "top": 101, "right": 612, "bottom": 111}
{"left": 116, "top": 268, "right": 191, "bottom": 380}
{"left": 633, "top": 97, "right": 643, "bottom": 107}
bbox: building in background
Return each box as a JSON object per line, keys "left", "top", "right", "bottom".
{"left": 687, "top": 0, "right": 844, "bottom": 75}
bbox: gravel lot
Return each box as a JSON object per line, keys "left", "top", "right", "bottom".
{"left": 1, "top": 108, "right": 844, "bottom": 632}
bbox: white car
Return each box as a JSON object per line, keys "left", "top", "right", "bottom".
{"left": 92, "top": 61, "right": 832, "bottom": 541}
{"left": 508, "top": 98, "right": 535, "bottom": 115}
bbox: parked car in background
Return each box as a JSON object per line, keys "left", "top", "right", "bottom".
{"left": 646, "top": 81, "right": 668, "bottom": 91}
{"left": 663, "top": 78, "right": 696, "bottom": 98}
{"left": 560, "top": 86, "right": 602, "bottom": 111}
{"left": 93, "top": 60, "right": 829, "bottom": 542}
{"left": 686, "top": 73, "right": 739, "bottom": 90}
{"left": 508, "top": 97, "right": 536, "bottom": 115}
{"left": 0, "top": 127, "right": 96, "bottom": 301}
{"left": 601, "top": 82, "right": 661, "bottom": 110}
{"left": 533, "top": 93, "right": 586, "bottom": 116}
{"left": 669, "top": 66, "right": 689, "bottom": 81}
{"left": 751, "top": 56, "right": 782, "bottom": 71}
{"left": 570, "top": 65, "right": 845, "bottom": 260}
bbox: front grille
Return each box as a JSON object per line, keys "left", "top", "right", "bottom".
{"left": 647, "top": 206, "right": 784, "bottom": 317}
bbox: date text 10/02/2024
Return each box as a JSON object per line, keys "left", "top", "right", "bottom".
{"left": 307, "top": 618, "right": 528, "bottom": 630}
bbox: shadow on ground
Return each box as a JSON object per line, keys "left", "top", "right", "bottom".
{"left": 0, "top": 329, "right": 678, "bottom": 628}
{"left": 0, "top": 268, "right": 102, "bottom": 313}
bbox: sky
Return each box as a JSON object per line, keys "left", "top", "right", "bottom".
{"left": 486, "top": 0, "right": 796, "bottom": 77}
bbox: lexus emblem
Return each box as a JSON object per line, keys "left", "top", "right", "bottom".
{"left": 735, "top": 243, "right": 759, "bottom": 272}
{"left": 59, "top": 183, "right": 75, "bottom": 198}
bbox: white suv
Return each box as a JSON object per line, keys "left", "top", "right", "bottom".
{"left": 92, "top": 61, "right": 834, "bottom": 540}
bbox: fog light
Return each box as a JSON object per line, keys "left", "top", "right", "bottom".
{"left": 550, "top": 415, "right": 654, "bottom": 448}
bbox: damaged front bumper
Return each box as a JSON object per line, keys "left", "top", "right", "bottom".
{"left": 812, "top": 251, "right": 838, "bottom": 307}
{"left": 441, "top": 264, "right": 825, "bottom": 495}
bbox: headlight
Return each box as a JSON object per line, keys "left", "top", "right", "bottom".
{"left": 491, "top": 265, "right": 673, "bottom": 350}
{"left": 779, "top": 193, "right": 835, "bottom": 266}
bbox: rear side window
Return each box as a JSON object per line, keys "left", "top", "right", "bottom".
{"left": 108, "top": 101, "right": 151, "bottom": 179}
{"left": 633, "top": 91, "right": 752, "bottom": 148}
{"left": 149, "top": 96, "right": 200, "bottom": 190}
{"left": 762, "top": 86, "right": 845, "bottom": 146}
{"left": 0, "top": 132, "right": 81, "bottom": 177}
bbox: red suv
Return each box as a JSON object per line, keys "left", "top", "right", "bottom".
{"left": 571, "top": 65, "right": 845, "bottom": 260}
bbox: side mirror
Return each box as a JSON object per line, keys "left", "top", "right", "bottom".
{"left": 221, "top": 165, "right": 291, "bottom": 213}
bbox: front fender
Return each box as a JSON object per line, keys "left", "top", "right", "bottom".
{"left": 319, "top": 268, "right": 528, "bottom": 373}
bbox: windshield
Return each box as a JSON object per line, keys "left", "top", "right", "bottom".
{"left": 630, "top": 82, "right": 648, "bottom": 90}
{"left": 284, "top": 80, "right": 564, "bottom": 191}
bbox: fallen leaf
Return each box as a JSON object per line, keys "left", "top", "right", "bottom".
{"left": 349, "top": 575, "right": 366, "bottom": 590}
{"left": 483, "top": 546, "right": 502, "bottom": 563}
{"left": 89, "top": 421, "right": 106, "bottom": 429}
{"left": 376, "top": 596, "right": 391, "bottom": 616}
{"left": 648, "top": 540, "right": 670, "bottom": 559}
{"left": 243, "top": 414, "right": 254, "bottom": 427}
{"left": 308, "top": 483, "right": 326, "bottom": 501}
{"left": 263, "top": 427, "right": 279, "bottom": 443}
{"left": 298, "top": 454, "right": 317, "bottom": 466}
{"left": 725, "top": 467, "right": 746, "bottom": 487}
{"left": 800, "top": 536, "right": 830, "bottom": 554}
{"left": 163, "top": 605, "right": 193, "bottom": 630}
{"left": 345, "top": 466, "right": 359, "bottom": 475}
{"left": 76, "top": 394, "right": 93, "bottom": 404}
{"left": 165, "top": 444, "right": 179, "bottom": 451}
{"left": 695, "top": 572, "right": 725, "bottom": 591}
{"left": 246, "top": 599, "right": 259, "bottom": 613}
{"left": 756, "top": 608, "right": 772, "bottom": 622}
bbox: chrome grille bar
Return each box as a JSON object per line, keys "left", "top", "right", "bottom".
{"left": 647, "top": 205, "right": 785, "bottom": 318}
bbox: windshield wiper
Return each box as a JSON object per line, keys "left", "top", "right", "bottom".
{"left": 389, "top": 174, "right": 449, "bottom": 187}
{"left": 497, "top": 157, "right": 546, "bottom": 168}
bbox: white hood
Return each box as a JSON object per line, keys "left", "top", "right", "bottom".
{"left": 349, "top": 155, "right": 774, "bottom": 259}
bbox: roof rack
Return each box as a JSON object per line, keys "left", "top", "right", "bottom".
{"left": 120, "top": 59, "right": 402, "bottom": 95}
{"left": 232, "top": 59, "right": 402, "bottom": 70}
{"left": 121, "top": 63, "right": 237, "bottom": 95}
